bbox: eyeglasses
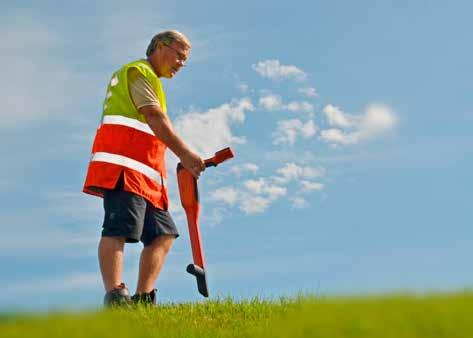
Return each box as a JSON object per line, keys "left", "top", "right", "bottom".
{"left": 164, "top": 43, "right": 188, "bottom": 65}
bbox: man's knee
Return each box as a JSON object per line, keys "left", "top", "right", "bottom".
{"left": 100, "top": 236, "right": 126, "bottom": 248}
{"left": 148, "top": 235, "right": 175, "bottom": 253}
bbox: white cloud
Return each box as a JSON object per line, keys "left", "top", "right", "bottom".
{"left": 264, "top": 185, "right": 287, "bottom": 199}
{"left": 300, "top": 180, "right": 325, "bottom": 192}
{"left": 208, "top": 175, "right": 288, "bottom": 215}
{"left": 320, "top": 128, "right": 351, "bottom": 145}
{"left": 272, "top": 119, "right": 317, "bottom": 145}
{"left": 259, "top": 93, "right": 314, "bottom": 115}
{"left": 208, "top": 163, "right": 322, "bottom": 214}
{"left": 259, "top": 94, "right": 283, "bottom": 110}
{"left": 173, "top": 98, "right": 253, "bottom": 158}
{"left": 285, "top": 101, "right": 314, "bottom": 114}
{"left": 252, "top": 59, "right": 307, "bottom": 81}
{"left": 276, "top": 163, "right": 302, "bottom": 182}
{"left": 275, "top": 163, "right": 325, "bottom": 184}
{"left": 361, "top": 103, "right": 398, "bottom": 134}
{"left": 192, "top": 163, "right": 323, "bottom": 217}
{"left": 210, "top": 187, "right": 239, "bottom": 206}
{"left": 298, "top": 87, "right": 318, "bottom": 97}
{"left": 301, "top": 120, "right": 317, "bottom": 137}
{"left": 323, "top": 104, "right": 354, "bottom": 128}
{"left": 240, "top": 196, "right": 271, "bottom": 214}
{"left": 321, "top": 103, "right": 397, "bottom": 145}
{"left": 230, "top": 163, "right": 259, "bottom": 176}
{"left": 244, "top": 178, "right": 266, "bottom": 194}
{"left": 243, "top": 178, "right": 287, "bottom": 199}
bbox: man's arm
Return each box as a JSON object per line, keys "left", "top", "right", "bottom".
{"left": 127, "top": 68, "right": 204, "bottom": 178}
{"left": 140, "top": 105, "right": 205, "bottom": 178}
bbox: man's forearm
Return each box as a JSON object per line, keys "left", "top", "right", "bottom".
{"left": 143, "top": 109, "right": 190, "bottom": 158}
{"left": 139, "top": 105, "right": 205, "bottom": 178}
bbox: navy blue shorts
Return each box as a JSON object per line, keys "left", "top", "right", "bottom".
{"left": 101, "top": 174, "right": 179, "bottom": 246}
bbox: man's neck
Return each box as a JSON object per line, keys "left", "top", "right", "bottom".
{"left": 146, "top": 57, "right": 161, "bottom": 77}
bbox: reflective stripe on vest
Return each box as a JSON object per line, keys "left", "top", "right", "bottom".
{"left": 102, "top": 115, "right": 154, "bottom": 136}
{"left": 91, "top": 152, "right": 167, "bottom": 187}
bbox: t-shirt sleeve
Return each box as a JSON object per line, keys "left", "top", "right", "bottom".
{"left": 127, "top": 67, "right": 162, "bottom": 111}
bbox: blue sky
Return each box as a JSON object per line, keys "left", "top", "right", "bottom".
{"left": 1, "top": 0, "right": 472, "bottom": 311}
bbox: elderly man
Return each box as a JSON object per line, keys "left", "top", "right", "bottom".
{"left": 83, "top": 30, "right": 205, "bottom": 306}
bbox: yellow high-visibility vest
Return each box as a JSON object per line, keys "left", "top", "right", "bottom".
{"left": 83, "top": 59, "right": 169, "bottom": 210}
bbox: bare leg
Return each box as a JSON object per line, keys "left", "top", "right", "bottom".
{"left": 136, "top": 235, "right": 175, "bottom": 294}
{"left": 98, "top": 236, "right": 126, "bottom": 292}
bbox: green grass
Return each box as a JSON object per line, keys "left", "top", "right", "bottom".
{"left": 1, "top": 291, "right": 472, "bottom": 338}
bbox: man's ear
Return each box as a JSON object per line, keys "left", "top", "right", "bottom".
{"left": 156, "top": 41, "right": 165, "bottom": 51}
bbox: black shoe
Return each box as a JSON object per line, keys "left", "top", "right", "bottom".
{"left": 104, "top": 283, "right": 132, "bottom": 307}
{"left": 132, "top": 289, "right": 157, "bottom": 306}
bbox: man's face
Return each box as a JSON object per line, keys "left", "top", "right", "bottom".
{"left": 154, "top": 40, "right": 190, "bottom": 78}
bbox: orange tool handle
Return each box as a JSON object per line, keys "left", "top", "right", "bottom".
{"left": 204, "top": 147, "right": 234, "bottom": 167}
{"left": 176, "top": 147, "right": 235, "bottom": 297}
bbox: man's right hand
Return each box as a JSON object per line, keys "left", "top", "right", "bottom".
{"left": 179, "top": 150, "right": 205, "bottom": 179}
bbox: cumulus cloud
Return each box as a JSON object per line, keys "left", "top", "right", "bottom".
{"left": 274, "top": 162, "right": 325, "bottom": 184}
{"left": 320, "top": 128, "right": 349, "bottom": 144}
{"left": 173, "top": 98, "right": 253, "bottom": 157}
{"left": 210, "top": 187, "right": 239, "bottom": 206}
{"left": 264, "top": 185, "right": 287, "bottom": 200}
{"left": 298, "top": 87, "right": 318, "bottom": 97}
{"left": 285, "top": 101, "right": 314, "bottom": 114}
{"left": 259, "top": 94, "right": 283, "bottom": 110}
{"left": 240, "top": 196, "right": 272, "bottom": 214}
{"left": 209, "top": 176, "right": 288, "bottom": 215}
{"left": 361, "top": 104, "right": 398, "bottom": 133}
{"left": 300, "top": 180, "right": 325, "bottom": 192}
{"left": 259, "top": 93, "right": 314, "bottom": 115}
{"left": 243, "top": 178, "right": 287, "bottom": 199}
{"left": 252, "top": 59, "right": 307, "bottom": 81}
{"left": 320, "top": 103, "right": 397, "bottom": 145}
{"left": 243, "top": 178, "right": 266, "bottom": 194}
{"left": 206, "top": 162, "right": 325, "bottom": 215}
{"left": 272, "top": 119, "right": 317, "bottom": 145}
{"left": 323, "top": 104, "right": 354, "bottom": 128}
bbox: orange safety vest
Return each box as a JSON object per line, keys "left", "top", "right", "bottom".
{"left": 83, "top": 60, "right": 169, "bottom": 210}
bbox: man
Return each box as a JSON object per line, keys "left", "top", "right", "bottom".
{"left": 83, "top": 30, "right": 205, "bottom": 306}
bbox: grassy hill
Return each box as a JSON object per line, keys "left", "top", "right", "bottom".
{"left": 1, "top": 291, "right": 471, "bottom": 338}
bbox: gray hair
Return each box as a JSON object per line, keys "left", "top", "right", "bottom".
{"left": 146, "top": 30, "right": 191, "bottom": 57}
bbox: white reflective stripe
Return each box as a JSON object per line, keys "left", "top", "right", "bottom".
{"left": 102, "top": 115, "right": 154, "bottom": 136}
{"left": 91, "top": 152, "right": 165, "bottom": 187}
{"left": 110, "top": 75, "right": 119, "bottom": 87}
